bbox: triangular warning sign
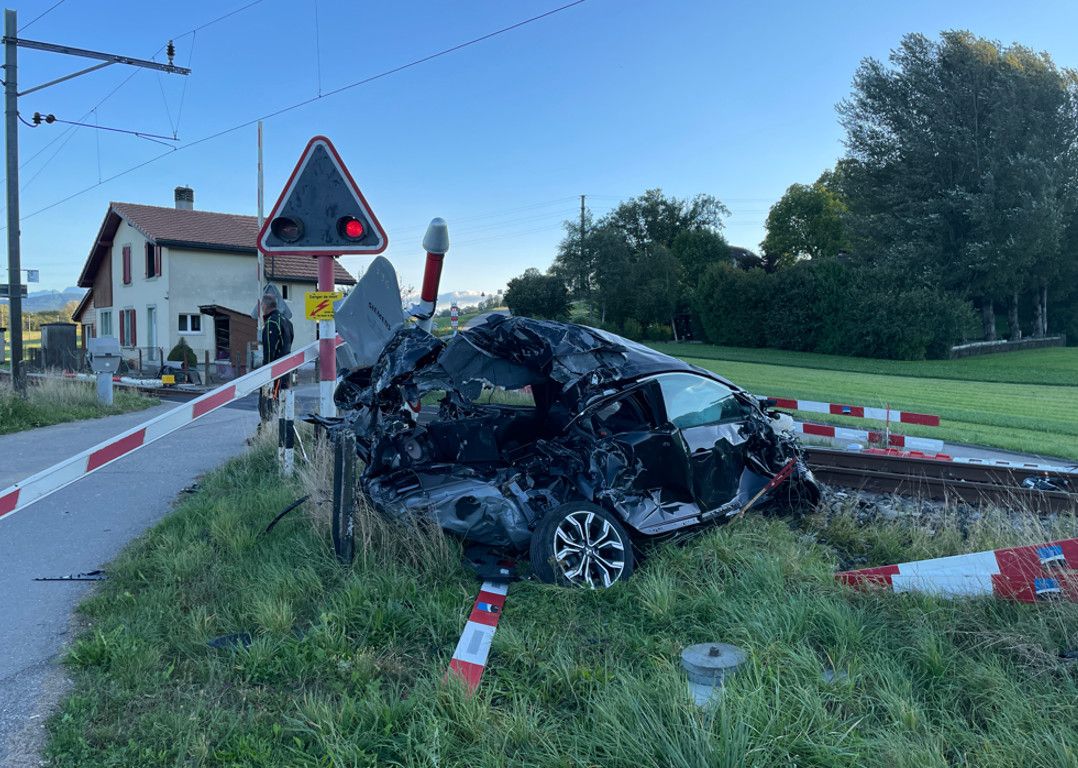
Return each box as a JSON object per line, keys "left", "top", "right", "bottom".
{"left": 257, "top": 135, "right": 388, "bottom": 256}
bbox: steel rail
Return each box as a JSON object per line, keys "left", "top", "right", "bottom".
{"left": 805, "top": 448, "right": 1077, "bottom": 513}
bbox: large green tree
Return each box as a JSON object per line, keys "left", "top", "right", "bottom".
{"left": 839, "top": 31, "right": 1078, "bottom": 340}
{"left": 504, "top": 268, "right": 569, "bottom": 320}
{"left": 551, "top": 189, "right": 730, "bottom": 336}
{"left": 761, "top": 174, "right": 848, "bottom": 271}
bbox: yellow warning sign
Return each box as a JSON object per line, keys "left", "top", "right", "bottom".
{"left": 161, "top": 374, "right": 176, "bottom": 385}
{"left": 305, "top": 291, "right": 342, "bottom": 321}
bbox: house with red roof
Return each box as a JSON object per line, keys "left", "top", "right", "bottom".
{"left": 73, "top": 187, "right": 356, "bottom": 373}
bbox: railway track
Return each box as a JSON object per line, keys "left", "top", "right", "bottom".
{"left": 805, "top": 447, "right": 1078, "bottom": 513}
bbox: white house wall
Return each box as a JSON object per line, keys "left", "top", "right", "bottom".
{"left": 101, "top": 220, "right": 167, "bottom": 361}
{"left": 167, "top": 247, "right": 316, "bottom": 359}
{"left": 94, "top": 217, "right": 320, "bottom": 364}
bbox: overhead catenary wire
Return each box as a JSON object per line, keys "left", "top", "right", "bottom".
{"left": 4, "top": 0, "right": 266, "bottom": 185}
{"left": 8, "top": 0, "right": 590, "bottom": 228}
{"left": 17, "top": 0, "right": 69, "bottom": 33}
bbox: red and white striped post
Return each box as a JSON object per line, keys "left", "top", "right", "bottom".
{"left": 317, "top": 254, "right": 336, "bottom": 418}
{"left": 416, "top": 218, "right": 449, "bottom": 333}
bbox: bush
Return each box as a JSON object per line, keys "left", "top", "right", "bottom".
{"left": 643, "top": 323, "right": 673, "bottom": 342}
{"left": 166, "top": 339, "right": 197, "bottom": 367}
{"left": 693, "top": 261, "right": 975, "bottom": 360}
{"left": 621, "top": 318, "right": 643, "bottom": 340}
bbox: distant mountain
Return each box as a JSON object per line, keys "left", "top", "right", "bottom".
{"left": 20, "top": 287, "right": 86, "bottom": 313}
{"left": 437, "top": 290, "right": 494, "bottom": 309}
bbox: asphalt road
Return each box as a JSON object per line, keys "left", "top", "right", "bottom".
{"left": 0, "top": 404, "right": 259, "bottom": 767}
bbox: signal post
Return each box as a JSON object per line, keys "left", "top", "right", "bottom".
{"left": 257, "top": 136, "right": 388, "bottom": 419}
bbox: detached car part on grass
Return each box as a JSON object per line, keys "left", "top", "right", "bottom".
{"left": 329, "top": 302, "right": 821, "bottom": 588}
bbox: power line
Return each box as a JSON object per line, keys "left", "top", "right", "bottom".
{"left": 10, "top": 0, "right": 589, "bottom": 227}
{"left": 18, "top": 0, "right": 69, "bottom": 33}
{"left": 8, "top": 0, "right": 265, "bottom": 181}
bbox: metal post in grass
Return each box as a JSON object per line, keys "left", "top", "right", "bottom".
{"left": 681, "top": 642, "right": 746, "bottom": 708}
{"left": 331, "top": 429, "right": 356, "bottom": 564}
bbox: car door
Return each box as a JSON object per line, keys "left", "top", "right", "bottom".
{"left": 583, "top": 382, "right": 694, "bottom": 503}
{"left": 653, "top": 372, "right": 748, "bottom": 513}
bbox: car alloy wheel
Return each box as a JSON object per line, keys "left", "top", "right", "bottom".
{"left": 531, "top": 502, "right": 634, "bottom": 588}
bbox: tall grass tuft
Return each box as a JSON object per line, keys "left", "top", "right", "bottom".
{"left": 293, "top": 425, "right": 458, "bottom": 576}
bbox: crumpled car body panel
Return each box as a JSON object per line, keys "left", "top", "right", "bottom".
{"left": 334, "top": 314, "right": 820, "bottom": 548}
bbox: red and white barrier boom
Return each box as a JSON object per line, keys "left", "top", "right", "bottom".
{"left": 770, "top": 397, "right": 940, "bottom": 427}
{"left": 838, "top": 538, "right": 1077, "bottom": 603}
{"left": 794, "top": 421, "right": 945, "bottom": 453}
{"left": 446, "top": 580, "right": 509, "bottom": 692}
{"left": 0, "top": 339, "right": 329, "bottom": 523}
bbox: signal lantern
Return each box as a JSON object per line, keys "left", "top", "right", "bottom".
{"left": 270, "top": 216, "right": 304, "bottom": 243}
{"left": 338, "top": 216, "right": 365, "bottom": 241}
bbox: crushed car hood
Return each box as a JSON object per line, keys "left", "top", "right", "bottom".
{"left": 343, "top": 314, "right": 732, "bottom": 413}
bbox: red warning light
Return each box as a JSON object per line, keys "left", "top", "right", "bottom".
{"left": 338, "top": 216, "right": 365, "bottom": 240}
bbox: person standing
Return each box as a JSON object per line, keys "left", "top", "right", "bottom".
{"left": 259, "top": 294, "right": 295, "bottom": 422}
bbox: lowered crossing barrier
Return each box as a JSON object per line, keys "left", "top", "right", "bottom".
{"left": 0, "top": 338, "right": 341, "bottom": 524}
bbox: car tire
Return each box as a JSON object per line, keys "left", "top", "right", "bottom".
{"left": 530, "top": 501, "right": 634, "bottom": 588}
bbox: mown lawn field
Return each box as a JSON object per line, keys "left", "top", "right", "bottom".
{"left": 649, "top": 344, "right": 1078, "bottom": 461}
{"left": 47, "top": 443, "right": 1078, "bottom": 767}
{"left": 652, "top": 342, "right": 1078, "bottom": 387}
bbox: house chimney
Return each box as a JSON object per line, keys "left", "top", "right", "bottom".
{"left": 174, "top": 186, "right": 194, "bottom": 210}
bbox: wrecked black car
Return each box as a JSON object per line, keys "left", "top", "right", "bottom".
{"left": 333, "top": 314, "right": 820, "bottom": 588}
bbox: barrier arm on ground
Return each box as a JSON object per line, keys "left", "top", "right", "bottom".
{"left": 0, "top": 337, "right": 343, "bottom": 524}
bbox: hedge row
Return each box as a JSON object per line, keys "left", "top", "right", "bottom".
{"left": 692, "top": 261, "right": 976, "bottom": 360}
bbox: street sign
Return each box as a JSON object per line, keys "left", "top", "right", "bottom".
{"left": 0, "top": 284, "right": 27, "bottom": 298}
{"left": 25, "top": 269, "right": 38, "bottom": 283}
{"left": 257, "top": 135, "right": 388, "bottom": 256}
{"left": 305, "top": 290, "right": 342, "bottom": 321}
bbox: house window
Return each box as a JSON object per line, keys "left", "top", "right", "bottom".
{"left": 280, "top": 284, "right": 289, "bottom": 299}
{"left": 99, "top": 310, "right": 113, "bottom": 337}
{"left": 119, "top": 308, "right": 137, "bottom": 347}
{"left": 145, "top": 242, "right": 161, "bottom": 278}
{"left": 122, "top": 245, "right": 132, "bottom": 285}
{"left": 178, "top": 313, "right": 203, "bottom": 334}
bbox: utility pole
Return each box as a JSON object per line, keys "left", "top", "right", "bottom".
{"left": 4, "top": 10, "right": 22, "bottom": 392}
{"left": 2, "top": 8, "right": 189, "bottom": 394}
{"left": 579, "top": 193, "right": 587, "bottom": 314}
{"left": 256, "top": 120, "right": 265, "bottom": 361}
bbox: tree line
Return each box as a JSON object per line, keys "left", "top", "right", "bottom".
{"left": 504, "top": 31, "right": 1078, "bottom": 358}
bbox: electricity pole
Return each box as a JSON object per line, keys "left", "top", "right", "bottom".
{"left": 2, "top": 8, "right": 189, "bottom": 394}
{"left": 579, "top": 193, "right": 587, "bottom": 314}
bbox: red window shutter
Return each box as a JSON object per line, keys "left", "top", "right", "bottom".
{"left": 122, "top": 246, "right": 131, "bottom": 284}
{"left": 119, "top": 311, "right": 126, "bottom": 346}
{"left": 131, "top": 309, "right": 137, "bottom": 347}
{"left": 154, "top": 246, "right": 161, "bottom": 277}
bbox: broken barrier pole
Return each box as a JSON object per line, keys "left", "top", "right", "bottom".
{"left": 837, "top": 537, "right": 1078, "bottom": 603}
{"left": 331, "top": 429, "right": 356, "bottom": 563}
{"left": 279, "top": 387, "right": 295, "bottom": 477}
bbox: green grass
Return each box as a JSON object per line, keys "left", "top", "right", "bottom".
{"left": 47, "top": 444, "right": 1078, "bottom": 767}
{"left": 641, "top": 344, "right": 1078, "bottom": 461}
{"left": 651, "top": 343, "right": 1078, "bottom": 387}
{"left": 0, "top": 377, "right": 156, "bottom": 435}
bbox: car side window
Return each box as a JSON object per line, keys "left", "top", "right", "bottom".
{"left": 656, "top": 373, "right": 740, "bottom": 429}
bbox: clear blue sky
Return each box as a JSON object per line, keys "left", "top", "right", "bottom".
{"left": 7, "top": 0, "right": 1078, "bottom": 296}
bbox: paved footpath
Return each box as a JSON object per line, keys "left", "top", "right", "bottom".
{"left": 0, "top": 404, "right": 259, "bottom": 767}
